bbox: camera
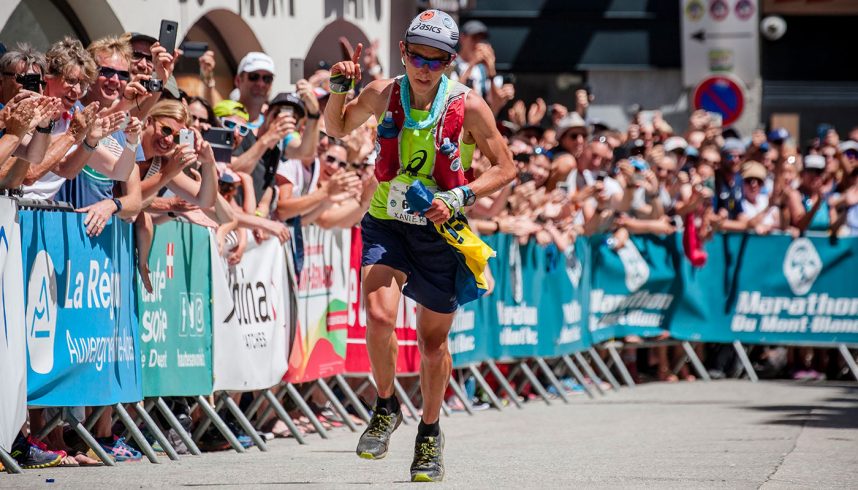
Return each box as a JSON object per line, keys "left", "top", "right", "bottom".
{"left": 760, "top": 16, "right": 787, "bottom": 41}
{"left": 140, "top": 78, "right": 163, "bottom": 93}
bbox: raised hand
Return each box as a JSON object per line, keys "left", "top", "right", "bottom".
{"left": 330, "top": 42, "right": 363, "bottom": 85}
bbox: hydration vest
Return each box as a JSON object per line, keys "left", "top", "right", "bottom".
{"left": 374, "top": 76, "right": 474, "bottom": 191}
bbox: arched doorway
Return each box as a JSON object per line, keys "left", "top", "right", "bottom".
{"left": 175, "top": 9, "right": 264, "bottom": 99}
{"left": 0, "top": 0, "right": 121, "bottom": 52}
{"left": 303, "top": 19, "right": 371, "bottom": 78}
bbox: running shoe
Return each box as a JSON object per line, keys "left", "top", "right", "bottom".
{"left": 410, "top": 431, "right": 445, "bottom": 482}
{"left": 27, "top": 435, "right": 67, "bottom": 459}
{"left": 99, "top": 436, "right": 142, "bottom": 462}
{"left": 355, "top": 407, "right": 402, "bottom": 459}
{"left": 11, "top": 443, "right": 63, "bottom": 469}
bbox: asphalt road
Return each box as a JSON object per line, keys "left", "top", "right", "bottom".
{"left": 2, "top": 380, "right": 856, "bottom": 488}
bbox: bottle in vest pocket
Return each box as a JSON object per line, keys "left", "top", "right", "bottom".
{"left": 378, "top": 111, "right": 398, "bottom": 139}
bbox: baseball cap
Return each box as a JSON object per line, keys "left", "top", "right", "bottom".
{"left": 405, "top": 10, "right": 459, "bottom": 56}
{"left": 268, "top": 92, "right": 305, "bottom": 119}
{"left": 217, "top": 164, "right": 240, "bottom": 184}
{"left": 461, "top": 20, "right": 489, "bottom": 37}
{"left": 839, "top": 140, "right": 858, "bottom": 154}
{"left": 722, "top": 138, "right": 746, "bottom": 154}
{"left": 556, "top": 112, "right": 587, "bottom": 137}
{"left": 237, "top": 52, "right": 275, "bottom": 75}
{"left": 803, "top": 154, "right": 825, "bottom": 171}
{"left": 213, "top": 100, "right": 249, "bottom": 120}
{"left": 767, "top": 127, "right": 790, "bottom": 143}
{"left": 128, "top": 32, "right": 157, "bottom": 45}
{"left": 663, "top": 136, "right": 688, "bottom": 154}
{"left": 741, "top": 161, "right": 767, "bottom": 181}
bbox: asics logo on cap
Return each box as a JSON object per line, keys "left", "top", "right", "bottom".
{"left": 411, "top": 23, "right": 443, "bottom": 34}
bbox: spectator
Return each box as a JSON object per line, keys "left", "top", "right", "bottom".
{"left": 785, "top": 154, "right": 834, "bottom": 234}
{"left": 234, "top": 52, "right": 275, "bottom": 128}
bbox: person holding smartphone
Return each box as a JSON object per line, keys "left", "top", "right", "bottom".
{"left": 324, "top": 9, "right": 515, "bottom": 482}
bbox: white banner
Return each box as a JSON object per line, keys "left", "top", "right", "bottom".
{"left": 211, "top": 232, "right": 290, "bottom": 391}
{"left": 0, "top": 198, "right": 26, "bottom": 450}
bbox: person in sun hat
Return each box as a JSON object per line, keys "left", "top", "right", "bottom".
{"left": 323, "top": 8, "right": 515, "bottom": 482}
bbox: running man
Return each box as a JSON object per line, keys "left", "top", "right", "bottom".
{"left": 324, "top": 9, "right": 515, "bottom": 482}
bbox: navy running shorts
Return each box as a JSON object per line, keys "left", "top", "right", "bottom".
{"left": 361, "top": 214, "right": 459, "bottom": 314}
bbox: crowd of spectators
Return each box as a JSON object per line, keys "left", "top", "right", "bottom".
{"left": 1, "top": 17, "right": 856, "bottom": 469}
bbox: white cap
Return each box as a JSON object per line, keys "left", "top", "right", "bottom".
{"left": 237, "top": 52, "right": 275, "bottom": 75}
{"left": 803, "top": 154, "right": 825, "bottom": 170}
{"left": 663, "top": 136, "right": 688, "bottom": 154}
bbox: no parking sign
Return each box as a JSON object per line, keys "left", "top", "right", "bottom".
{"left": 692, "top": 75, "right": 745, "bottom": 127}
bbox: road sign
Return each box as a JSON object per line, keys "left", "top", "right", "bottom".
{"left": 681, "top": 0, "right": 759, "bottom": 87}
{"left": 692, "top": 75, "right": 745, "bottom": 127}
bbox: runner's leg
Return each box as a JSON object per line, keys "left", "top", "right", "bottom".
{"left": 415, "top": 305, "right": 455, "bottom": 424}
{"left": 363, "top": 264, "right": 407, "bottom": 398}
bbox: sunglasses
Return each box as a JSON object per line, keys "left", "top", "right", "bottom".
{"left": 513, "top": 153, "right": 533, "bottom": 163}
{"left": 325, "top": 154, "right": 349, "bottom": 168}
{"left": 744, "top": 178, "right": 763, "bottom": 186}
{"left": 5, "top": 73, "right": 47, "bottom": 89}
{"left": 132, "top": 51, "right": 153, "bottom": 63}
{"left": 246, "top": 72, "right": 274, "bottom": 84}
{"left": 155, "top": 119, "right": 181, "bottom": 139}
{"left": 405, "top": 48, "right": 451, "bottom": 72}
{"left": 190, "top": 114, "right": 207, "bottom": 124}
{"left": 220, "top": 118, "right": 250, "bottom": 136}
{"left": 98, "top": 66, "right": 131, "bottom": 82}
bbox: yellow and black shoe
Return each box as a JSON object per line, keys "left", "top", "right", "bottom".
{"left": 11, "top": 444, "right": 62, "bottom": 470}
{"left": 410, "top": 431, "right": 445, "bottom": 482}
{"left": 355, "top": 407, "right": 403, "bottom": 460}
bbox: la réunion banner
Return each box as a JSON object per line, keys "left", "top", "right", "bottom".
{"left": 23, "top": 211, "right": 141, "bottom": 407}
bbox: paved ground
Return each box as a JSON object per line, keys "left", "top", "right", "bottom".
{"left": 2, "top": 380, "right": 857, "bottom": 488}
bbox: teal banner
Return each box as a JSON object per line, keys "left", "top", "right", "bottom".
{"left": 137, "top": 221, "right": 213, "bottom": 397}
{"left": 546, "top": 241, "right": 592, "bottom": 357}
{"left": 672, "top": 233, "right": 858, "bottom": 345}
{"left": 587, "top": 234, "right": 682, "bottom": 344}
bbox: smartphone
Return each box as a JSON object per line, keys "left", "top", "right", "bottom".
{"left": 706, "top": 111, "right": 723, "bottom": 128}
{"left": 518, "top": 171, "right": 534, "bottom": 184}
{"left": 203, "top": 128, "right": 234, "bottom": 163}
{"left": 159, "top": 20, "right": 179, "bottom": 53}
{"left": 177, "top": 128, "right": 194, "bottom": 148}
{"left": 557, "top": 181, "right": 569, "bottom": 194}
{"left": 289, "top": 58, "right": 304, "bottom": 85}
{"left": 179, "top": 41, "right": 207, "bottom": 59}
{"left": 638, "top": 110, "right": 656, "bottom": 126}
{"left": 19, "top": 74, "right": 42, "bottom": 92}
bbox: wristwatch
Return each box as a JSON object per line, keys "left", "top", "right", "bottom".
{"left": 112, "top": 197, "right": 123, "bottom": 214}
{"left": 125, "top": 139, "right": 139, "bottom": 152}
{"left": 36, "top": 119, "right": 54, "bottom": 134}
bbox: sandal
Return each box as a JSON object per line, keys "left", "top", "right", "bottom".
{"left": 58, "top": 455, "right": 79, "bottom": 467}
{"left": 74, "top": 451, "right": 103, "bottom": 466}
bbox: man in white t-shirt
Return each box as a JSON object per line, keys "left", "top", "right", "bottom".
{"left": 738, "top": 161, "right": 779, "bottom": 233}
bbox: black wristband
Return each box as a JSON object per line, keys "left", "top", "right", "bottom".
{"left": 36, "top": 119, "right": 54, "bottom": 134}
{"left": 112, "top": 197, "right": 123, "bottom": 214}
{"left": 306, "top": 112, "right": 320, "bottom": 120}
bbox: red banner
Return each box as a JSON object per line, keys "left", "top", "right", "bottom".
{"left": 345, "top": 227, "right": 421, "bottom": 375}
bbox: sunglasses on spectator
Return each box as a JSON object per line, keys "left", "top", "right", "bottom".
{"left": 98, "top": 66, "right": 131, "bottom": 82}
{"left": 132, "top": 51, "right": 153, "bottom": 64}
{"left": 513, "top": 153, "right": 533, "bottom": 163}
{"left": 4, "top": 72, "right": 47, "bottom": 89}
{"left": 845, "top": 150, "right": 858, "bottom": 160}
{"left": 190, "top": 114, "right": 207, "bottom": 124}
{"left": 219, "top": 118, "right": 250, "bottom": 136}
{"left": 564, "top": 131, "right": 586, "bottom": 141}
{"left": 154, "top": 119, "right": 184, "bottom": 141}
{"left": 325, "top": 155, "right": 351, "bottom": 168}
{"left": 246, "top": 72, "right": 274, "bottom": 84}
{"left": 404, "top": 47, "right": 451, "bottom": 71}
{"left": 744, "top": 178, "right": 763, "bottom": 186}
{"left": 804, "top": 168, "right": 824, "bottom": 176}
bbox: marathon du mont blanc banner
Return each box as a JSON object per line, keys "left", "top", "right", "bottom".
{"left": 672, "top": 233, "right": 858, "bottom": 345}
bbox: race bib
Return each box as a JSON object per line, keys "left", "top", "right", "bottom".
{"left": 386, "top": 181, "right": 434, "bottom": 225}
